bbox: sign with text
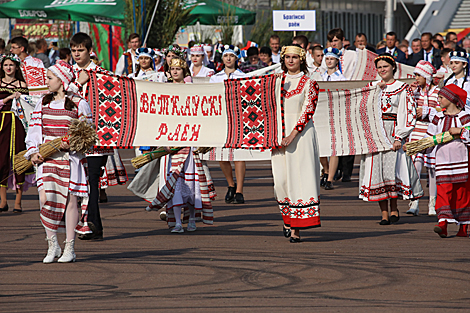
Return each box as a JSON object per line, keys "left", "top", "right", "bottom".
{"left": 273, "top": 10, "right": 316, "bottom": 31}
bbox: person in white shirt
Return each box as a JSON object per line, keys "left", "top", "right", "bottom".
{"left": 189, "top": 44, "right": 215, "bottom": 77}
{"left": 270, "top": 35, "right": 281, "bottom": 64}
{"left": 321, "top": 28, "right": 358, "bottom": 80}
{"left": 209, "top": 45, "right": 248, "bottom": 204}
{"left": 309, "top": 45, "right": 324, "bottom": 75}
{"left": 443, "top": 51, "right": 470, "bottom": 112}
{"left": 319, "top": 47, "right": 346, "bottom": 190}
{"left": 115, "top": 33, "right": 140, "bottom": 76}
{"left": 69, "top": 32, "right": 116, "bottom": 241}
{"left": 10, "top": 36, "right": 45, "bottom": 87}
{"left": 129, "top": 47, "right": 164, "bottom": 82}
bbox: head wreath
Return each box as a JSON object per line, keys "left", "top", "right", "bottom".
{"left": 280, "top": 46, "right": 306, "bottom": 61}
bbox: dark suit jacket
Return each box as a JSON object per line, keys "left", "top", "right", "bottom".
{"left": 407, "top": 48, "right": 442, "bottom": 69}
{"left": 376, "top": 47, "right": 407, "bottom": 64}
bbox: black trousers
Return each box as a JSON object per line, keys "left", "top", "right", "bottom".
{"left": 86, "top": 155, "right": 108, "bottom": 232}
{"left": 338, "top": 155, "right": 355, "bottom": 178}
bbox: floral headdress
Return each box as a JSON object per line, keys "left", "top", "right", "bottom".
{"left": 164, "top": 44, "right": 186, "bottom": 59}
{"left": 0, "top": 54, "right": 21, "bottom": 64}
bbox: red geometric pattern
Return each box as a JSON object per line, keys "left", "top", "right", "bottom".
{"left": 23, "top": 66, "right": 46, "bottom": 87}
{"left": 87, "top": 72, "right": 138, "bottom": 148}
{"left": 224, "top": 75, "right": 279, "bottom": 149}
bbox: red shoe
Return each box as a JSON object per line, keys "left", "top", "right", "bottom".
{"left": 434, "top": 221, "right": 448, "bottom": 238}
{"left": 456, "top": 224, "right": 468, "bottom": 237}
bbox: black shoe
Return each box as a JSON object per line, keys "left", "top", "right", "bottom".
{"left": 324, "top": 181, "right": 334, "bottom": 190}
{"left": 379, "top": 219, "right": 391, "bottom": 225}
{"left": 0, "top": 204, "right": 8, "bottom": 212}
{"left": 232, "top": 193, "right": 245, "bottom": 204}
{"left": 100, "top": 196, "right": 108, "bottom": 203}
{"left": 289, "top": 236, "right": 301, "bottom": 243}
{"left": 390, "top": 210, "right": 400, "bottom": 224}
{"left": 320, "top": 174, "right": 328, "bottom": 187}
{"left": 225, "top": 184, "right": 237, "bottom": 203}
{"left": 342, "top": 175, "right": 351, "bottom": 182}
{"left": 283, "top": 225, "right": 291, "bottom": 238}
{"left": 333, "top": 170, "right": 342, "bottom": 181}
{"left": 78, "top": 230, "right": 103, "bottom": 240}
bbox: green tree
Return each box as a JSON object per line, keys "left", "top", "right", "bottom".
{"left": 124, "top": 0, "right": 193, "bottom": 48}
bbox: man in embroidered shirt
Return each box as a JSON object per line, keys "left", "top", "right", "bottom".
{"left": 309, "top": 45, "right": 324, "bottom": 76}
{"left": 70, "top": 32, "right": 113, "bottom": 241}
{"left": 10, "top": 36, "right": 45, "bottom": 69}
{"left": 115, "top": 33, "right": 141, "bottom": 76}
{"left": 376, "top": 32, "right": 407, "bottom": 64}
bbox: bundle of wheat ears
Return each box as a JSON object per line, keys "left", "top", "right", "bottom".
{"left": 131, "top": 147, "right": 182, "bottom": 169}
{"left": 13, "top": 119, "right": 98, "bottom": 175}
{"left": 405, "top": 125, "right": 470, "bottom": 156}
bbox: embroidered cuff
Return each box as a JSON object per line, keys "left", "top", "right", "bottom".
{"left": 460, "top": 128, "right": 469, "bottom": 140}
{"left": 394, "top": 136, "right": 402, "bottom": 141}
{"left": 295, "top": 125, "right": 304, "bottom": 132}
{"left": 24, "top": 147, "right": 39, "bottom": 160}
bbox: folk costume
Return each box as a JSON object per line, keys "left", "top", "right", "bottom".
{"left": 146, "top": 58, "right": 213, "bottom": 232}
{"left": 25, "top": 62, "right": 92, "bottom": 236}
{"left": 359, "top": 65, "right": 423, "bottom": 202}
{"left": 0, "top": 55, "right": 30, "bottom": 192}
{"left": 115, "top": 48, "right": 138, "bottom": 76}
{"left": 444, "top": 51, "right": 470, "bottom": 112}
{"left": 426, "top": 85, "right": 470, "bottom": 237}
{"left": 408, "top": 61, "right": 440, "bottom": 215}
{"left": 272, "top": 46, "right": 322, "bottom": 230}
{"left": 321, "top": 47, "right": 357, "bottom": 80}
{"left": 72, "top": 60, "right": 126, "bottom": 239}
{"left": 129, "top": 48, "right": 165, "bottom": 82}
{"left": 189, "top": 44, "right": 215, "bottom": 78}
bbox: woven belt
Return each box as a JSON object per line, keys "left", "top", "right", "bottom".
{"left": 382, "top": 113, "right": 397, "bottom": 121}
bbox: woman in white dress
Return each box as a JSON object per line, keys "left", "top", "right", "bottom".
{"left": 209, "top": 45, "right": 248, "bottom": 204}
{"left": 189, "top": 44, "right": 215, "bottom": 78}
{"left": 272, "top": 45, "right": 321, "bottom": 243}
{"left": 359, "top": 54, "right": 423, "bottom": 225}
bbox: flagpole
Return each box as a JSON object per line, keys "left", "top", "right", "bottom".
{"left": 143, "top": 0, "right": 161, "bottom": 46}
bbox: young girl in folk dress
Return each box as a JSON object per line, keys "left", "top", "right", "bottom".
{"left": 146, "top": 58, "right": 212, "bottom": 232}
{"left": 189, "top": 44, "right": 215, "bottom": 78}
{"left": 0, "top": 54, "right": 29, "bottom": 213}
{"left": 425, "top": 85, "right": 470, "bottom": 238}
{"left": 319, "top": 47, "right": 347, "bottom": 190}
{"left": 25, "top": 61, "right": 93, "bottom": 263}
{"left": 444, "top": 51, "right": 470, "bottom": 111}
{"left": 272, "top": 45, "right": 321, "bottom": 243}
{"left": 359, "top": 54, "right": 423, "bottom": 225}
{"left": 209, "top": 45, "right": 248, "bottom": 204}
{"left": 407, "top": 60, "right": 440, "bottom": 216}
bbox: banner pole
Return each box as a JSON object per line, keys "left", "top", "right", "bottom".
{"left": 143, "top": 0, "right": 161, "bottom": 46}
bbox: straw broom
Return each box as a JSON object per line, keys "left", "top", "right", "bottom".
{"left": 405, "top": 126, "right": 470, "bottom": 156}
{"left": 13, "top": 119, "right": 98, "bottom": 175}
{"left": 131, "top": 147, "right": 182, "bottom": 169}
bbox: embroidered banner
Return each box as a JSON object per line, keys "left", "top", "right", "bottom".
{"left": 313, "top": 84, "right": 392, "bottom": 157}
{"left": 351, "top": 49, "right": 415, "bottom": 80}
{"left": 87, "top": 72, "right": 282, "bottom": 149}
{"left": 87, "top": 73, "right": 392, "bottom": 157}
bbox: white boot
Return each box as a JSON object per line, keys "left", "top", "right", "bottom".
{"left": 428, "top": 196, "right": 437, "bottom": 216}
{"left": 58, "top": 239, "right": 76, "bottom": 263}
{"left": 406, "top": 199, "right": 419, "bottom": 216}
{"left": 43, "top": 235, "right": 61, "bottom": 264}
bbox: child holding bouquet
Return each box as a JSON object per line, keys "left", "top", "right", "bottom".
{"left": 25, "top": 60, "right": 93, "bottom": 262}
{"left": 424, "top": 84, "right": 470, "bottom": 238}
